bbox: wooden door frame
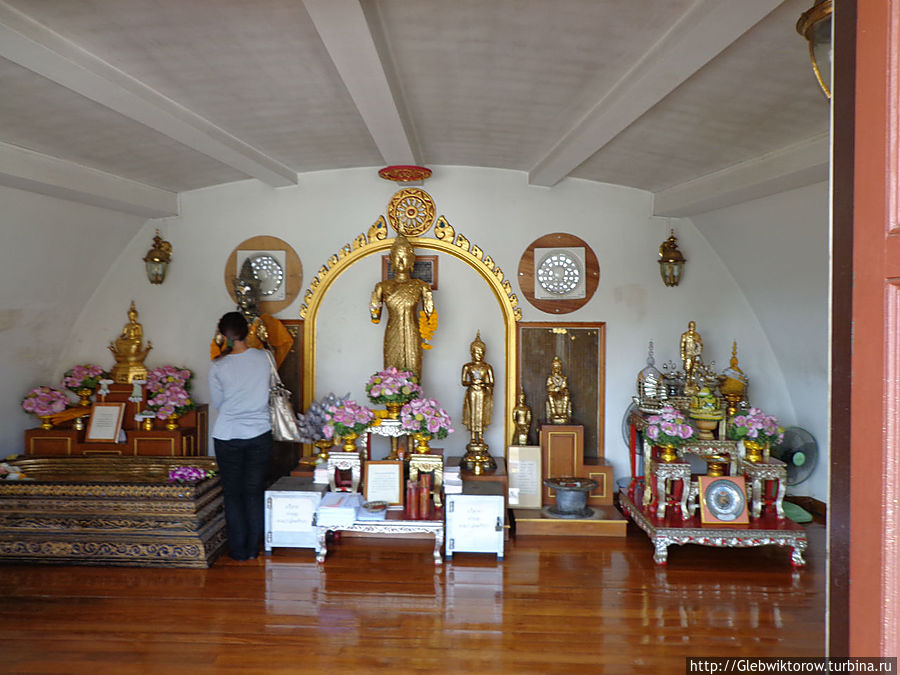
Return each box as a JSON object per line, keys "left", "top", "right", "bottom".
{"left": 835, "top": 0, "right": 900, "bottom": 657}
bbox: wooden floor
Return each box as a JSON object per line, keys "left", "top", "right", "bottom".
{"left": 0, "top": 521, "right": 825, "bottom": 674}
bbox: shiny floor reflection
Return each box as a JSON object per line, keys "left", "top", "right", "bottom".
{"left": 0, "top": 523, "right": 825, "bottom": 673}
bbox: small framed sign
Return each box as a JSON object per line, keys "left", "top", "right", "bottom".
{"left": 507, "top": 445, "right": 542, "bottom": 508}
{"left": 699, "top": 476, "right": 749, "bottom": 525}
{"left": 85, "top": 403, "right": 126, "bottom": 443}
{"left": 364, "top": 460, "right": 404, "bottom": 506}
{"left": 382, "top": 254, "right": 438, "bottom": 289}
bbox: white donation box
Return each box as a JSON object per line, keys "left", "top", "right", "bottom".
{"left": 445, "top": 482, "right": 505, "bottom": 559}
{"left": 264, "top": 476, "right": 327, "bottom": 553}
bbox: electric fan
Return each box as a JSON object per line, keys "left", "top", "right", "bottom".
{"left": 771, "top": 426, "right": 818, "bottom": 486}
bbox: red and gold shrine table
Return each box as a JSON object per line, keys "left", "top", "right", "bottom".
{"left": 619, "top": 488, "right": 807, "bottom": 567}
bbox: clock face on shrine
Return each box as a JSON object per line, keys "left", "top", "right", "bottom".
{"left": 534, "top": 248, "right": 586, "bottom": 300}
{"left": 703, "top": 479, "right": 746, "bottom": 521}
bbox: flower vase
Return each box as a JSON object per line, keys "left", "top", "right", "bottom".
{"left": 39, "top": 415, "right": 54, "bottom": 430}
{"left": 413, "top": 432, "right": 432, "bottom": 454}
{"left": 744, "top": 439, "right": 767, "bottom": 463}
{"left": 142, "top": 417, "right": 154, "bottom": 431}
{"left": 314, "top": 438, "right": 333, "bottom": 463}
{"left": 385, "top": 402, "right": 403, "bottom": 419}
{"left": 165, "top": 413, "right": 179, "bottom": 431}
{"left": 657, "top": 444, "right": 679, "bottom": 463}
{"left": 341, "top": 431, "right": 359, "bottom": 452}
{"left": 75, "top": 387, "right": 94, "bottom": 407}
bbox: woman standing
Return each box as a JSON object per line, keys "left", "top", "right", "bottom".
{"left": 209, "top": 311, "right": 272, "bottom": 561}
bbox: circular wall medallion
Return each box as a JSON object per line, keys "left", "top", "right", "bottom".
{"left": 518, "top": 233, "right": 599, "bottom": 314}
{"left": 224, "top": 235, "right": 302, "bottom": 315}
{"left": 247, "top": 253, "right": 285, "bottom": 297}
{"left": 703, "top": 479, "right": 746, "bottom": 521}
{"left": 536, "top": 250, "right": 583, "bottom": 295}
{"left": 387, "top": 188, "right": 436, "bottom": 236}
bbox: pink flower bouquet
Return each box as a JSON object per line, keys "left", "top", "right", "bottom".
{"left": 728, "top": 407, "right": 784, "bottom": 445}
{"left": 61, "top": 364, "right": 109, "bottom": 392}
{"left": 167, "top": 466, "right": 216, "bottom": 483}
{"left": 22, "top": 386, "right": 69, "bottom": 418}
{"left": 400, "top": 398, "right": 454, "bottom": 440}
{"left": 365, "top": 368, "right": 423, "bottom": 405}
{"left": 146, "top": 365, "right": 195, "bottom": 419}
{"left": 644, "top": 405, "right": 697, "bottom": 447}
{"left": 323, "top": 400, "right": 375, "bottom": 439}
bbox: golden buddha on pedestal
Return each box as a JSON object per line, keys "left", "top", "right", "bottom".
{"left": 108, "top": 301, "right": 152, "bottom": 383}
{"left": 545, "top": 356, "right": 572, "bottom": 424}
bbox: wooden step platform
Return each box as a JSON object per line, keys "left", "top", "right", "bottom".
{"left": 511, "top": 505, "right": 628, "bottom": 536}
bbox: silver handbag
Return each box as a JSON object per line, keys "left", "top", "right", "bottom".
{"left": 265, "top": 351, "right": 302, "bottom": 443}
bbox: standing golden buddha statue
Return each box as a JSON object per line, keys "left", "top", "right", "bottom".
{"left": 545, "top": 356, "right": 572, "bottom": 424}
{"left": 369, "top": 235, "right": 435, "bottom": 380}
{"left": 511, "top": 390, "right": 533, "bottom": 445}
{"left": 680, "top": 320, "right": 703, "bottom": 395}
{"left": 461, "top": 331, "right": 496, "bottom": 473}
{"left": 108, "top": 301, "right": 152, "bottom": 383}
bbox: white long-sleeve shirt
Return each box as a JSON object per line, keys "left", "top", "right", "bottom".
{"left": 209, "top": 348, "right": 271, "bottom": 440}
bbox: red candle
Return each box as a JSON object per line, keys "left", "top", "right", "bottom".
{"left": 406, "top": 480, "right": 419, "bottom": 520}
{"left": 418, "top": 480, "right": 430, "bottom": 519}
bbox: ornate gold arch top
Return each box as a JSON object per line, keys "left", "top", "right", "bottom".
{"left": 299, "top": 214, "right": 522, "bottom": 450}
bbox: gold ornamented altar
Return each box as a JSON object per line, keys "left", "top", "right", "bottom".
{"left": 0, "top": 457, "right": 225, "bottom": 568}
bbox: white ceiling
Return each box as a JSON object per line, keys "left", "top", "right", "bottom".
{"left": 0, "top": 0, "right": 829, "bottom": 218}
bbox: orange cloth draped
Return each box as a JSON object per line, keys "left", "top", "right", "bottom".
{"left": 209, "top": 314, "right": 292, "bottom": 368}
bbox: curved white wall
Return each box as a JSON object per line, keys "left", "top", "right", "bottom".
{"left": 3, "top": 167, "right": 827, "bottom": 500}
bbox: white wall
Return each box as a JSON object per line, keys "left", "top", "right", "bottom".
{"left": 0, "top": 184, "right": 146, "bottom": 452}
{"left": 690, "top": 181, "right": 829, "bottom": 501}
{"left": 2, "top": 168, "right": 829, "bottom": 501}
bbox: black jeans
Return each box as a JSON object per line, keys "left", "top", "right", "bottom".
{"left": 214, "top": 431, "right": 272, "bottom": 560}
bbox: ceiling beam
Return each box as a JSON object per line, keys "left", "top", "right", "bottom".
{"left": 528, "top": 0, "right": 785, "bottom": 188}
{"left": 653, "top": 133, "right": 830, "bottom": 217}
{"left": 0, "top": 1, "right": 297, "bottom": 188}
{"left": 303, "top": 0, "right": 418, "bottom": 166}
{"left": 0, "top": 142, "right": 178, "bottom": 218}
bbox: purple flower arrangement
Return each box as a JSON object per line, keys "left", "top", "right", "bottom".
{"left": 167, "top": 466, "right": 216, "bottom": 483}
{"left": 400, "top": 398, "right": 454, "bottom": 440}
{"left": 365, "top": 367, "right": 423, "bottom": 405}
{"left": 146, "top": 365, "right": 195, "bottom": 419}
{"left": 323, "top": 400, "right": 375, "bottom": 440}
{"left": 22, "top": 386, "right": 69, "bottom": 418}
{"left": 61, "top": 364, "right": 109, "bottom": 392}
{"left": 644, "top": 405, "right": 697, "bottom": 447}
{"left": 728, "top": 407, "right": 784, "bottom": 445}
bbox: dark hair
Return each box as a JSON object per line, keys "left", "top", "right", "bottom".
{"left": 215, "top": 312, "right": 249, "bottom": 359}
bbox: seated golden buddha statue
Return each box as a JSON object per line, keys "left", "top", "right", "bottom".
{"left": 545, "top": 356, "right": 572, "bottom": 425}
{"left": 109, "top": 301, "right": 152, "bottom": 383}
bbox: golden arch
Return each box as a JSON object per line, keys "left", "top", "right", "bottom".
{"left": 302, "top": 228, "right": 520, "bottom": 450}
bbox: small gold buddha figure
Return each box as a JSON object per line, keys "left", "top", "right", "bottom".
{"left": 369, "top": 235, "right": 435, "bottom": 381}
{"left": 680, "top": 320, "right": 703, "bottom": 395}
{"left": 511, "top": 390, "right": 533, "bottom": 445}
{"left": 109, "top": 301, "right": 152, "bottom": 383}
{"left": 545, "top": 356, "right": 572, "bottom": 424}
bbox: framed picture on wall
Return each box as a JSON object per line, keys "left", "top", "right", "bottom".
{"left": 382, "top": 254, "right": 438, "bottom": 289}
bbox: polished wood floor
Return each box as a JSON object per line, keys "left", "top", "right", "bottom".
{"left": 0, "top": 521, "right": 825, "bottom": 674}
